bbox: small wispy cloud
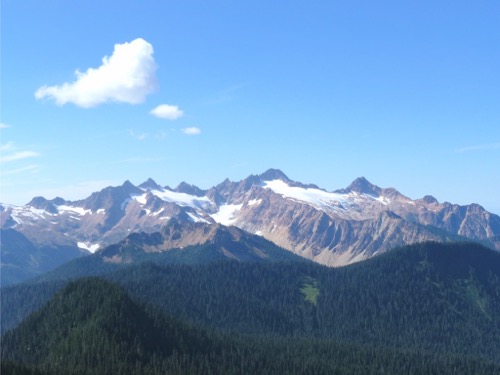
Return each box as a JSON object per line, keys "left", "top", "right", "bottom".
{"left": 35, "top": 38, "right": 157, "bottom": 108}
{"left": 129, "top": 129, "right": 170, "bottom": 141}
{"left": 0, "top": 142, "right": 41, "bottom": 183}
{"left": 182, "top": 127, "right": 201, "bottom": 135}
{"left": 0, "top": 150, "right": 40, "bottom": 163}
{"left": 205, "top": 83, "right": 246, "bottom": 106}
{"left": 119, "top": 156, "right": 167, "bottom": 164}
{"left": 0, "top": 122, "right": 11, "bottom": 129}
{"left": 455, "top": 142, "right": 500, "bottom": 153}
{"left": 0, "top": 142, "right": 15, "bottom": 152}
{"left": 155, "top": 131, "right": 168, "bottom": 140}
{"left": 129, "top": 130, "right": 149, "bottom": 141}
{"left": 150, "top": 104, "right": 183, "bottom": 120}
{"left": 2, "top": 164, "right": 41, "bottom": 176}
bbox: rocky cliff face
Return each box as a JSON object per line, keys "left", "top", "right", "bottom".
{"left": 2, "top": 169, "right": 499, "bottom": 275}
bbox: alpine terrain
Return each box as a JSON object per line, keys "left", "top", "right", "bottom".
{"left": 1, "top": 169, "right": 499, "bottom": 284}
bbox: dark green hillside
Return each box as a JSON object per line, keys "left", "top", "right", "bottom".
{"left": 112, "top": 261, "right": 320, "bottom": 336}
{"left": 1, "top": 278, "right": 213, "bottom": 374}
{"left": 3, "top": 277, "right": 499, "bottom": 375}
{"left": 2, "top": 279, "right": 167, "bottom": 367}
{"left": 1, "top": 235, "right": 305, "bottom": 334}
{"left": 316, "top": 242, "right": 500, "bottom": 355}
{"left": 2, "top": 241, "right": 500, "bottom": 371}
{"left": 1, "top": 281, "right": 66, "bottom": 336}
{"left": 109, "top": 241, "right": 500, "bottom": 363}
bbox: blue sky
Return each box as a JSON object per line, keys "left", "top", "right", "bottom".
{"left": 1, "top": 0, "right": 499, "bottom": 214}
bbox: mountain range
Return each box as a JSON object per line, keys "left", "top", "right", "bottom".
{"left": 2, "top": 168, "right": 500, "bottom": 285}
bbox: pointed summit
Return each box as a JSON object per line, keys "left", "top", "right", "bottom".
{"left": 175, "top": 182, "right": 206, "bottom": 197}
{"left": 421, "top": 195, "right": 439, "bottom": 204}
{"left": 27, "top": 196, "right": 59, "bottom": 214}
{"left": 139, "top": 178, "right": 162, "bottom": 191}
{"left": 259, "top": 168, "right": 290, "bottom": 182}
{"left": 50, "top": 197, "right": 67, "bottom": 206}
{"left": 121, "top": 180, "right": 138, "bottom": 191}
{"left": 337, "top": 177, "right": 381, "bottom": 196}
{"left": 77, "top": 181, "right": 142, "bottom": 215}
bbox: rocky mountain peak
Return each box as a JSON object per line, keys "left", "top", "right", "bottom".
{"left": 175, "top": 182, "right": 206, "bottom": 197}
{"left": 258, "top": 168, "right": 291, "bottom": 182}
{"left": 77, "top": 181, "right": 142, "bottom": 212}
{"left": 207, "top": 187, "right": 225, "bottom": 206}
{"left": 50, "top": 197, "right": 67, "bottom": 206}
{"left": 139, "top": 178, "right": 162, "bottom": 191}
{"left": 27, "top": 197, "right": 59, "bottom": 214}
{"left": 337, "top": 177, "right": 381, "bottom": 196}
{"left": 422, "top": 195, "right": 439, "bottom": 204}
{"left": 121, "top": 180, "right": 139, "bottom": 192}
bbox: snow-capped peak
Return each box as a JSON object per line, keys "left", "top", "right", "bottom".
{"left": 133, "top": 186, "right": 213, "bottom": 210}
{"left": 263, "top": 179, "right": 350, "bottom": 208}
{"left": 262, "top": 179, "right": 394, "bottom": 215}
{"left": 336, "top": 177, "right": 381, "bottom": 196}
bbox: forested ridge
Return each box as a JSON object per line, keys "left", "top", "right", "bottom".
{"left": 2, "top": 241, "right": 500, "bottom": 374}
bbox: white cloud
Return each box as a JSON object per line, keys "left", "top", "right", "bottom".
{"left": 182, "top": 127, "right": 201, "bottom": 135}
{"left": 455, "top": 142, "right": 500, "bottom": 153}
{"left": 0, "top": 123, "right": 11, "bottom": 129}
{"left": 129, "top": 130, "right": 148, "bottom": 141}
{"left": 2, "top": 164, "right": 41, "bottom": 176}
{"left": 0, "top": 142, "right": 41, "bottom": 191}
{"left": 0, "top": 150, "right": 40, "bottom": 163}
{"left": 150, "top": 104, "right": 183, "bottom": 120}
{"left": 0, "top": 142, "right": 15, "bottom": 152}
{"left": 205, "top": 83, "right": 246, "bottom": 106}
{"left": 119, "top": 156, "right": 167, "bottom": 163}
{"left": 35, "top": 38, "right": 157, "bottom": 108}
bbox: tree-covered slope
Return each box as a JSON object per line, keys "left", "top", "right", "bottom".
{"left": 2, "top": 279, "right": 170, "bottom": 368}
{"left": 1, "top": 278, "right": 215, "bottom": 374}
{"left": 106, "top": 241, "right": 500, "bottom": 363}
{"left": 2, "top": 241, "right": 500, "bottom": 370}
{"left": 3, "top": 277, "right": 499, "bottom": 375}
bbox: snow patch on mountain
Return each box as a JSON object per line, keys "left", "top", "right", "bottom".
{"left": 58, "top": 205, "right": 92, "bottom": 216}
{"left": 5, "top": 205, "right": 54, "bottom": 225}
{"left": 374, "top": 196, "right": 391, "bottom": 205}
{"left": 133, "top": 194, "right": 148, "bottom": 205}
{"left": 211, "top": 204, "right": 243, "bottom": 226}
{"left": 77, "top": 242, "right": 100, "bottom": 253}
{"left": 133, "top": 189, "right": 212, "bottom": 210}
{"left": 120, "top": 198, "right": 131, "bottom": 210}
{"left": 151, "top": 208, "right": 165, "bottom": 216}
{"left": 263, "top": 179, "right": 397, "bottom": 215}
{"left": 263, "top": 179, "right": 350, "bottom": 208}
{"left": 248, "top": 199, "right": 262, "bottom": 206}
{"left": 187, "top": 212, "right": 211, "bottom": 224}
